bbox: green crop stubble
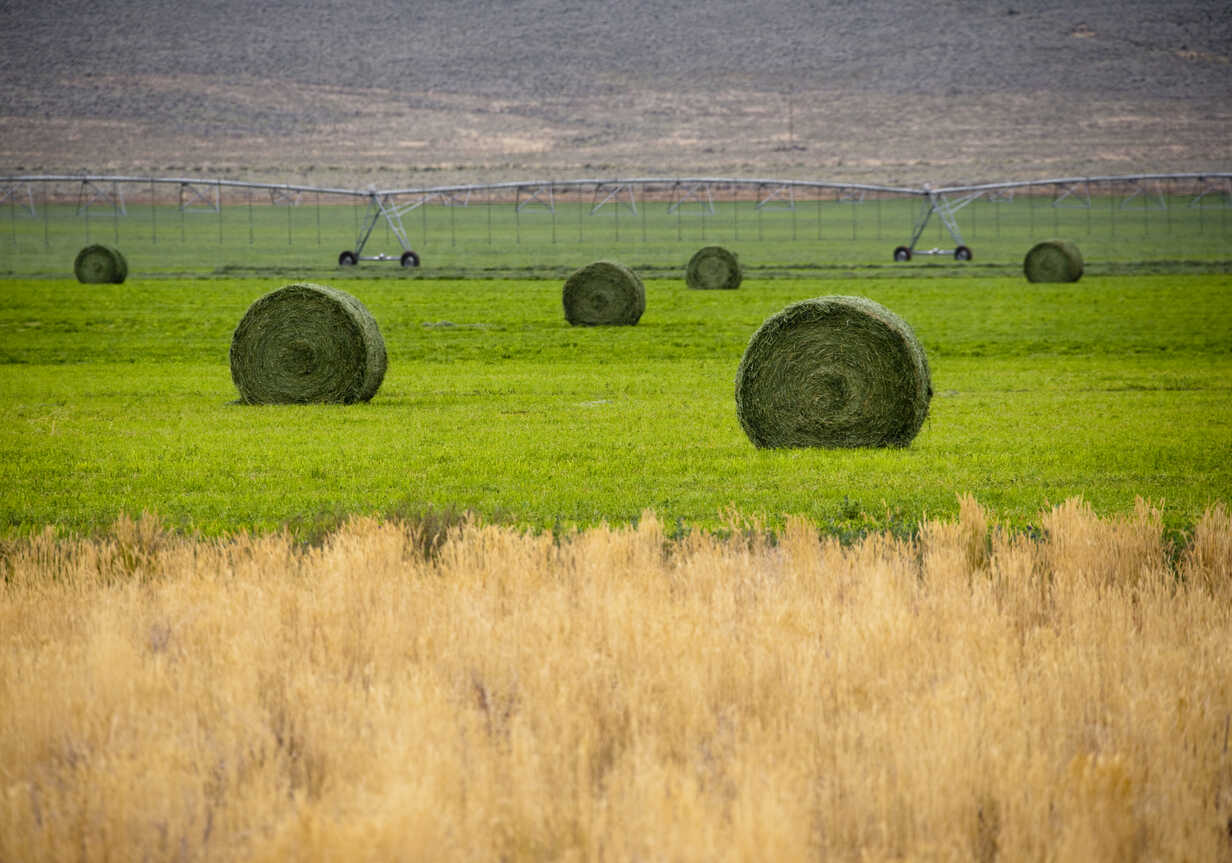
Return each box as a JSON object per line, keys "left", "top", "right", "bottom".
{"left": 0, "top": 273, "right": 1229, "bottom": 538}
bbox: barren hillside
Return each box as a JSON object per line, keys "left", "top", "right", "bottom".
{"left": 1, "top": 0, "right": 1229, "bottom": 187}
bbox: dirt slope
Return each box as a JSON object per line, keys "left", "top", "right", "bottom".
{"left": 1, "top": 0, "right": 1228, "bottom": 186}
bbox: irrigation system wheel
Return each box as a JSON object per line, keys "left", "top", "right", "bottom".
{"left": 893, "top": 246, "right": 912, "bottom": 262}
{"left": 400, "top": 250, "right": 421, "bottom": 268}
{"left": 954, "top": 245, "right": 973, "bottom": 261}
{"left": 338, "top": 250, "right": 358, "bottom": 267}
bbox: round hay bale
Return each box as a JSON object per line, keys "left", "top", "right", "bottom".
{"left": 735, "top": 296, "right": 932, "bottom": 449}
{"left": 562, "top": 261, "right": 645, "bottom": 326}
{"left": 686, "top": 245, "right": 742, "bottom": 290}
{"left": 1024, "top": 239, "right": 1084, "bottom": 283}
{"left": 229, "top": 282, "right": 387, "bottom": 405}
{"left": 74, "top": 244, "right": 128, "bottom": 283}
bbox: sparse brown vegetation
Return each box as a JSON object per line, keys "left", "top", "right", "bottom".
{"left": 2, "top": 497, "right": 1230, "bottom": 861}
{"left": 2, "top": 1, "right": 1229, "bottom": 186}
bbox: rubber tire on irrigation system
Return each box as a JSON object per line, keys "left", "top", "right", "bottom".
{"left": 954, "top": 245, "right": 973, "bottom": 261}
{"left": 893, "top": 246, "right": 912, "bottom": 262}
{"left": 400, "top": 250, "right": 421, "bottom": 268}
{"left": 338, "top": 250, "right": 358, "bottom": 267}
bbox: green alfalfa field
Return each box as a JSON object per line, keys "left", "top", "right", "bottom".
{"left": 0, "top": 269, "right": 1229, "bottom": 540}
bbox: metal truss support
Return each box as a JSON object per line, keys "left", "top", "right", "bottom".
{"left": 755, "top": 183, "right": 795, "bottom": 211}
{"left": 1188, "top": 177, "right": 1232, "bottom": 209}
{"left": 178, "top": 182, "right": 219, "bottom": 213}
{"left": 76, "top": 179, "right": 126, "bottom": 216}
{"left": 666, "top": 181, "right": 715, "bottom": 215}
{"left": 1119, "top": 180, "right": 1167, "bottom": 210}
{"left": 403, "top": 189, "right": 471, "bottom": 209}
{"left": 352, "top": 192, "right": 415, "bottom": 258}
{"left": 897, "top": 189, "right": 981, "bottom": 260}
{"left": 515, "top": 184, "right": 554, "bottom": 213}
{"left": 1052, "top": 181, "right": 1091, "bottom": 209}
{"left": 590, "top": 182, "right": 637, "bottom": 215}
{"left": 393, "top": 193, "right": 438, "bottom": 214}
{"left": 0, "top": 182, "right": 36, "bottom": 216}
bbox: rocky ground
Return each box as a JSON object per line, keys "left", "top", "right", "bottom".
{"left": 1, "top": 0, "right": 1228, "bottom": 189}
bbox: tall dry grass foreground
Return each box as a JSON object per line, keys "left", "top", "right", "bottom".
{"left": 2, "top": 498, "right": 1231, "bottom": 862}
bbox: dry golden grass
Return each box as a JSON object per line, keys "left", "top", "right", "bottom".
{"left": 2, "top": 497, "right": 1231, "bottom": 862}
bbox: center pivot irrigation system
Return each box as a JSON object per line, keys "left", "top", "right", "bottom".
{"left": 337, "top": 177, "right": 936, "bottom": 267}
{"left": 320, "top": 173, "right": 1232, "bottom": 267}
{"left": 4, "top": 172, "right": 1229, "bottom": 267}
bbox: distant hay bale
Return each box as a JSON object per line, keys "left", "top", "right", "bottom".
{"left": 1024, "top": 239, "right": 1084, "bottom": 283}
{"left": 735, "top": 296, "right": 932, "bottom": 449}
{"left": 562, "top": 261, "right": 645, "bottom": 326}
{"left": 229, "top": 283, "right": 387, "bottom": 405}
{"left": 73, "top": 244, "right": 127, "bottom": 283}
{"left": 686, "top": 245, "right": 742, "bottom": 290}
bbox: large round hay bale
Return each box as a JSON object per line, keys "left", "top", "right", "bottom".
{"left": 686, "top": 245, "right": 742, "bottom": 290}
{"left": 229, "top": 282, "right": 387, "bottom": 405}
{"left": 562, "top": 261, "right": 645, "bottom": 326}
{"left": 74, "top": 244, "right": 128, "bottom": 283}
{"left": 735, "top": 296, "right": 932, "bottom": 449}
{"left": 1023, "top": 239, "right": 1084, "bottom": 283}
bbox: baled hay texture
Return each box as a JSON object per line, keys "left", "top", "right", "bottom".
{"left": 735, "top": 295, "right": 932, "bottom": 448}
{"left": 1024, "top": 239, "right": 1084, "bottom": 283}
{"left": 229, "top": 282, "right": 387, "bottom": 405}
{"left": 686, "top": 245, "right": 742, "bottom": 290}
{"left": 562, "top": 261, "right": 646, "bottom": 326}
{"left": 73, "top": 244, "right": 128, "bottom": 284}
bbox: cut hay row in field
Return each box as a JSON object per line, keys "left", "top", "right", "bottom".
{"left": 1, "top": 500, "right": 1230, "bottom": 861}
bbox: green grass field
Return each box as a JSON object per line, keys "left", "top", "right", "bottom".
{"left": 1, "top": 268, "right": 1229, "bottom": 540}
